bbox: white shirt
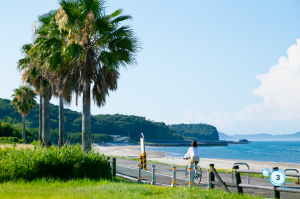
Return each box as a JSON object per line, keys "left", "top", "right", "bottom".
{"left": 184, "top": 147, "right": 199, "bottom": 158}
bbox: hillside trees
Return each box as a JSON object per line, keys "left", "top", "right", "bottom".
{"left": 169, "top": 123, "right": 219, "bottom": 140}
{"left": 0, "top": 98, "right": 183, "bottom": 142}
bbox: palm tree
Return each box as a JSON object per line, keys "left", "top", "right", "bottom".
{"left": 18, "top": 43, "right": 54, "bottom": 147}
{"left": 11, "top": 86, "right": 37, "bottom": 140}
{"left": 32, "top": 10, "right": 72, "bottom": 148}
{"left": 39, "top": 96, "right": 42, "bottom": 142}
{"left": 54, "top": 0, "right": 139, "bottom": 152}
{"left": 18, "top": 11, "right": 69, "bottom": 147}
{"left": 21, "top": 65, "right": 53, "bottom": 147}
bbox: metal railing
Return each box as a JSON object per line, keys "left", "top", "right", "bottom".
{"left": 209, "top": 164, "right": 300, "bottom": 199}
{"left": 284, "top": 169, "right": 299, "bottom": 184}
{"left": 232, "top": 162, "right": 250, "bottom": 184}
{"left": 110, "top": 157, "right": 300, "bottom": 199}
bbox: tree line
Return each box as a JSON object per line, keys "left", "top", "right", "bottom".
{"left": 0, "top": 98, "right": 183, "bottom": 142}
{"left": 168, "top": 123, "right": 219, "bottom": 140}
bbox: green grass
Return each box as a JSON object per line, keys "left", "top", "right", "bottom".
{"left": 0, "top": 178, "right": 264, "bottom": 199}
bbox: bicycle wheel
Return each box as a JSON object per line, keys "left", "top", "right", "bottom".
{"left": 194, "top": 165, "right": 202, "bottom": 184}
{"left": 185, "top": 165, "right": 189, "bottom": 182}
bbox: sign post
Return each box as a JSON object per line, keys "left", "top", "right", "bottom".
{"left": 140, "top": 133, "right": 146, "bottom": 170}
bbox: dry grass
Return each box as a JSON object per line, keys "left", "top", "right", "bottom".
{"left": 0, "top": 144, "right": 34, "bottom": 150}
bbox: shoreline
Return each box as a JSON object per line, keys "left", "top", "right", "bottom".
{"left": 93, "top": 143, "right": 300, "bottom": 171}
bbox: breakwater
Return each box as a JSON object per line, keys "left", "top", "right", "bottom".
{"left": 145, "top": 139, "right": 228, "bottom": 147}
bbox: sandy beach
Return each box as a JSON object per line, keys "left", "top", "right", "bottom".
{"left": 93, "top": 143, "right": 300, "bottom": 171}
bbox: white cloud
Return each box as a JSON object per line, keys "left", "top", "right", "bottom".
{"left": 183, "top": 39, "right": 300, "bottom": 134}
{"left": 254, "top": 39, "right": 300, "bottom": 111}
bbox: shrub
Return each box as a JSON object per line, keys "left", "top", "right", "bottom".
{"left": 0, "top": 137, "right": 25, "bottom": 144}
{"left": 0, "top": 121, "right": 22, "bottom": 139}
{"left": 0, "top": 145, "right": 111, "bottom": 182}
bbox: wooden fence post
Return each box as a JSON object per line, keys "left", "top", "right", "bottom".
{"left": 112, "top": 158, "right": 116, "bottom": 177}
{"left": 273, "top": 167, "right": 280, "bottom": 199}
{"left": 233, "top": 165, "right": 243, "bottom": 194}
{"left": 208, "top": 164, "right": 215, "bottom": 189}
{"left": 211, "top": 167, "right": 230, "bottom": 193}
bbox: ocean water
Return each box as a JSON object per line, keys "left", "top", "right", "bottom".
{"left": 147, "top": 141, "right": 300, "bottom": 164}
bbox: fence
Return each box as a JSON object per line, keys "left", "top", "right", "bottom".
{"left": 107, "top": 157, "right": 300, "bottom": 199}
{"left": 209, "top": 164, "right": 300, "bottom": 199}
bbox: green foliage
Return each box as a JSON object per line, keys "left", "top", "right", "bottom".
{"left": 0, "top": 120, "right": 33, "bottom": 139}
{"left": 169, "top": 123, "right": 219, "bottom": 140}
{"left": 0, "top": 145, "right": 111, "bottom": 182}
{"left": 0, "top": 98, "right": 183, "bottom": 141}
{"left": 66, "top": 133, "right": 113, "bottom": 144}
{"left": 0, "top": 137, "right": 25, "bottom": 144}
{"left": 0, "top": 178, "right": 264, "bottom": 199}
{"left": 93, "top": 114, "right": 183, "bottom": 141}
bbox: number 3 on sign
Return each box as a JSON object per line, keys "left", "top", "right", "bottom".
{"left": 269, "top": 170, "right": 286, "bottom": 186}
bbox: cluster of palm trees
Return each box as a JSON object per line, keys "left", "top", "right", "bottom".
{"left": 13, "top": 0, "right": 139, "bottom": 152}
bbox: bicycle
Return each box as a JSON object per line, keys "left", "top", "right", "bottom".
{"left": 183, "top": 157, "right": 202, "bottom": 184}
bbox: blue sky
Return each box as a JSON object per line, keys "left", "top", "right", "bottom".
{"left": 1, "top": 0, "right": 300, "bottom": 135}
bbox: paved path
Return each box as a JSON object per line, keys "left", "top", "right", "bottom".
{"left": 115, "top": 158, "right": 300, "bottom": 199}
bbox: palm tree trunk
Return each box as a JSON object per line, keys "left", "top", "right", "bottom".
{"left": 39, "top": 95, "right": 43, "bottom": 142}
{"left": 82, "top": 83, "right": 91, "bottom": 152}
{"left": 58, "top": 94, "right": 64, "bottom": 148}
{"left": 42, "top": 96, "right": 51, "bottom": 147}
{"left": 22, "top": 114, "right": 26, "bottom": 141}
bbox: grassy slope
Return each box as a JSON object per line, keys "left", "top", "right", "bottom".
{"left": 0, "top": 179, "right": 264, "bottom": 199}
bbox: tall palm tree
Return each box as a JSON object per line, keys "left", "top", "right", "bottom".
{"left": 11, "top": 86, "right": 37, "bottom": 140}
{"left": 18, "top": 10, "right": 70, "bottom": 147}
{"left": 54, "top": 0, "right": 139, "bottom": 152}
{"left": 39, "top": 96, "right": 42, "bottom": 142}
{"left": 18, "top": 43, "right": 54, "bottom": 147}
{"left": 33, "top": 10, "right": 72, "bottom": 148}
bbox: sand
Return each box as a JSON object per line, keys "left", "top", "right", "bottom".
{"left": 93, "top": 143, "right": 300, "bottom": 171}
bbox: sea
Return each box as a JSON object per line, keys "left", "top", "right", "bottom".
{"left": 146, "top": 141, "right": 300, "bottom": 165}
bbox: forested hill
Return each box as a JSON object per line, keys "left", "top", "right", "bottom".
{"left": 168, "top": 123, "right": 219, "bottom": 140}
{"left": 0, "top": 98, "right": 182, "bottom": 141}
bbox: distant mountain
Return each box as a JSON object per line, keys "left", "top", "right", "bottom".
{"left": 218, "top": 132, "right": 234, "bottom": 140}
{"left": 219, "top": 132, "right": 300, "bottom": 141}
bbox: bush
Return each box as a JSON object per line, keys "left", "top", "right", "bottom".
{"left": 0, "top": 145, "right": 111, "bottom": 182}
{"left": 0, "top": 121, "right": 22, "bottom": 139}
{"left": 0, "top": 137, "right": 25, "bottom": 144}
